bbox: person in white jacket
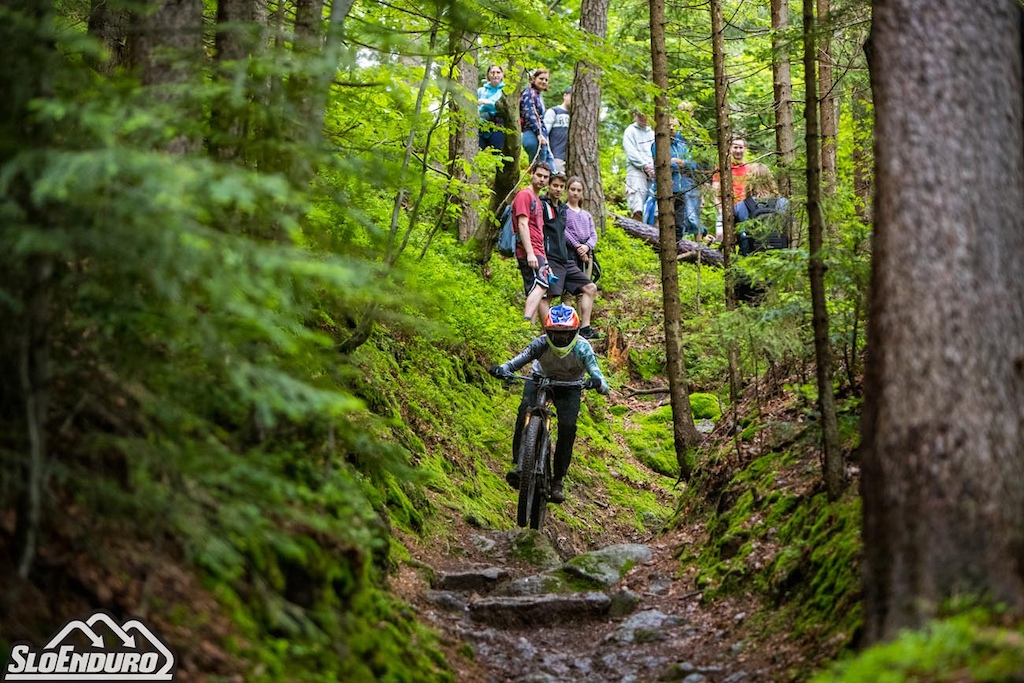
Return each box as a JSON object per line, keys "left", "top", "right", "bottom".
{"left": 622, "top": 110, "right": 656, "bottom": 221}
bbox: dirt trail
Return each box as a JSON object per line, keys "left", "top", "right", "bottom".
{"left": 395, "top": 505, "right": 810, "bottom": 683}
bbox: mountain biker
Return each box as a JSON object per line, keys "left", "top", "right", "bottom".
{"left": 488, "top": 304, "right": 610, "bottom": 504}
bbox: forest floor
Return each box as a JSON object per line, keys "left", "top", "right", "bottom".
{"left": 394, "top": 394, "right": 832, "bottom": 683}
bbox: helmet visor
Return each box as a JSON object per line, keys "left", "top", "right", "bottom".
{"left": 546, "top": 329, "right": 578, "bottom": 348}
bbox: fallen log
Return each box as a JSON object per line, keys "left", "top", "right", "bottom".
{"left": 610, "top": 213, "right": 724, "bottom": 267}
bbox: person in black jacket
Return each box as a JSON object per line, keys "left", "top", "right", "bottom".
{"left": 542, "top": 172, "right": 600, "bottom": 339}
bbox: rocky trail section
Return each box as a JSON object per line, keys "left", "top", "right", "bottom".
{"left": 397, "top": 525, "right": 806, "bottom": 683}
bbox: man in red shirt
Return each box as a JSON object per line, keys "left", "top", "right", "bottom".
{"left": 515, "top": 162, "right": 553, "bottom": 323}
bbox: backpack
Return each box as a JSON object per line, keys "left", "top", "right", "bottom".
{"left": 738, "top": 197, "right": 789, "bottom": 256}
{"left": 497, "top": 197, "right": 536, "bottom": 258}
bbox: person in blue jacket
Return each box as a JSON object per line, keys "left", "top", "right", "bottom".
{"left": 649, "top": 117, "right": 703, "bottom": 240}
{"left": 478, "top": 65, "right": 506, "bottom": 152}
{"left": 489, "top": 304, "right": 609, "bottom": 503}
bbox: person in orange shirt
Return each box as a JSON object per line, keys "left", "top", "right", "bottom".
{"left": 712, "top": 137, "right": 750, "bottom": 239}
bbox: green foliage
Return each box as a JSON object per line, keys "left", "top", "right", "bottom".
{"left": 813, "top": 612, "right": 1024, "bottom": 683}
{"left": 0, "top": 5, "right": 466, "bottom": 680}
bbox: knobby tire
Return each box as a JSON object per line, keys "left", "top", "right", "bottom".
{"left": 532, "top": 432, "right": 552, "bottom": 529}
{"left": 517, "top": 413, "right": 547, "bottom": 529}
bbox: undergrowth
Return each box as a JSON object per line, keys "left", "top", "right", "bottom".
{"left": 813, "top": 612, "right": 1024, "bottom": 683}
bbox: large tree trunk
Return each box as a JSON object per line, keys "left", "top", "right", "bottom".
{"left": 817, "top": 0, "right": 837, "bottom": 197}
{"left": 278, "top": 0, "right": 353, "bottom": 185}
{"left": 125, "top": 0, "right": 204, "bottom": 153}
{"left": 861, "top": 0, "right": 1024, "bottom": 644}
{"left": 650, "top": 0, "right": 701, "bottom": 479}
{"left": 771, "top": 0, "right": 796, "bottom": 202}
{"left": 568, "top": 0, "right": 610, "bottom": 234}
{"left": 804, "top": 0, "right": 844, "bottom": 501}
{"left": 125, "top": 0, "right": 203, "bottom": 86}
{"left": 87, "top": 0, "right": 129, "bottom": 75}
{"left": 211, "top": 0, "right": 267, "bottom": 163}
{"left": 449, "top": 35, "right": 479, "bottom": 242}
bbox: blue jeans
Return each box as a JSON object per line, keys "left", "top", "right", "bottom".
{"left": 479, "top": 129, "right": 505, "bottom": 152}
{"left": 677, "top": 185, "right": 703, "bottom": 239}
{"left": 522, "top": 130, "right": 555, "bottom": 169}
{"left": 479, "top": 115, "right": 505, "bottom": 152}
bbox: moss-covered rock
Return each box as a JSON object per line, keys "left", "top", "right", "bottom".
{"left": 689, "top": 392, "right": 722, "bottom": 421}
{"left": 562, "top": 544, "right": 653, "bottom": 587}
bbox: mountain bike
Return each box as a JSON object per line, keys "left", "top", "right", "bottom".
{"left": 504, "top": 375, "right": 597, "bottom": 530}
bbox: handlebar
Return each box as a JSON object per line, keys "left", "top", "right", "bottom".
{"left": 502, "top": 374, "right": 594, "bottom": 390}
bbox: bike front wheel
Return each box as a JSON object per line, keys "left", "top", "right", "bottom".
{"left": 517, "top": 414, "right": 548, "bottom": 529}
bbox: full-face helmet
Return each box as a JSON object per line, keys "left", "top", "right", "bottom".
{"left": 543, "top": 304, "right": 581, "bottom": 357}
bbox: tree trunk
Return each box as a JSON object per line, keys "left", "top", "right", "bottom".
{"left": 215, "top": 0, "right": 265, "bottom": 62}
{"left": 2, "top": 0, "right": 57, "bottom": 580}
{"left": 211, "top": 0, "right": 267, "bottom": 163}
{"left": 817, "top": 0, "right": 837, "bottom": 197}
{"left": 568, "top": 0, "right": 610, "bottom": 234}
{"left": 650, "top": 0, "right": 701, "bottom": 479}
{"left": 711, "top": 0, "right": 741, "bottom": 412}
{"left": 278, "top": 0, "right": 353, "bottom": 185}
{"left": 861, "top": 0, "right": 1024, "bottom": 644}
{"left": 449, "top": 35, "right": 479, "bottom": 243}
{"left": 125, "top": 0, "right": 204, "bottom": 153}
{"left": 87, "top": 0, "right": 129, "bottom": 75}
{"left": 15, "top": 254, "right": 52, "bottom": 579}
{"left": 711, "top": 0, "right": 735, "bottom": 302}
{"left": 804, "top": 0, "right": 844, "bottom": 500}
{"left": 771, "top": 0, "right": 796, "bottom": 201}
{"left": 126, "top": 0, "right": 204, "bottom": 87}
{"left": 611, "top": 214, "right": 723, "bottom": 266}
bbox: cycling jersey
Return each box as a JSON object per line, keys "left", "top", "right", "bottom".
{"left": 502, "top": 336, "right": 605, "bottom": 384}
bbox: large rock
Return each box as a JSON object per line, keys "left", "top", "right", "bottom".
{"left": 562, "top": 544, "right": 653, "bottom": 587}
{"left": 497, "top": 573, "right": 572, "bottom": 597}
{"left": 510, "top": 530, "right": 563, "bottom": 570}
{"left": 430, "top": 566, "right": 509, "bottom": 591}
{"left": 608, "top": 609, "right": 686, "bottom": 644}
{"left": 469, "top": 592, "right": 611, "bottom": 627}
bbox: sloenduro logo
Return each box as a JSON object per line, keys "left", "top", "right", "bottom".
{"left": 3, "top": 610, "right": 176, "bottom": 682}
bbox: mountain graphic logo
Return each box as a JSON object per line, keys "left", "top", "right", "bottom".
{"left": 3, "top": 610, "right": 176, "bottom": 681}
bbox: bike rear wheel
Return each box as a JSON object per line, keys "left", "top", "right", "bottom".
{"left": 517, "top": 413, "right": 548, "bottom": 529}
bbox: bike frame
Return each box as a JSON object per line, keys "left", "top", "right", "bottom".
{"left": 509, "top": 375, "right": 585, "bottom": 530}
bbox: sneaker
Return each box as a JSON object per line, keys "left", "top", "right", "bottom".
{"left": 549, "top": 478, "right": 565, "bottom": 504}
{"left": 505, "top": 468, "right": 520, "bottom": 490}
{"left": 579, "top": 326, "right": 600, "bottom": 340}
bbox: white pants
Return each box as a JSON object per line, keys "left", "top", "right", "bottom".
{"left": 625, "top": 167, "right": 650, "bottom": 215}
